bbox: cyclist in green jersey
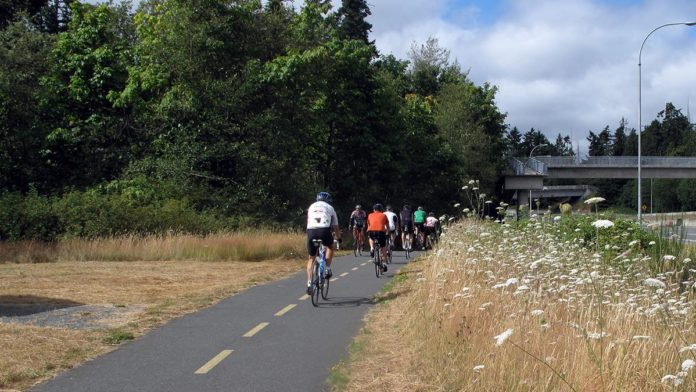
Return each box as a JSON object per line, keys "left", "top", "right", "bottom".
{"left": 413, "top": 206, "right": 427, "bottom": 250}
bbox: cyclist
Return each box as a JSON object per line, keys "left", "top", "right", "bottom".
{"left": 348, "top": 205, "right": 367, "bottom": 251}
{"left": 413, "top": 206, "right": 427, "bottom": 250}
{"left": 425, "top": 212, "right": 439, "bottom": 248}
{"left": 384, "top": 205, "right": 398, "bottom": 251}
{"left": 305, "top": 192, "right": 340, "bottom": 295}
{"left": 400, "top": 204, "right": 413, "bottom": 250}
{"left": 367, "top": 203, "right": 389, "bottom": 273}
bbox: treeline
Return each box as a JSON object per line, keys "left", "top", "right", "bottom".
{"left": 0, "top": 0, "right": 508, "bottom": 240}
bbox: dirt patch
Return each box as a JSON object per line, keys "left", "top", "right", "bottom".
{"left": 0, "top": 258, "right": 303, "bottom": 391}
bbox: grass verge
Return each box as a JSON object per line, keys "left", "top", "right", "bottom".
{"left": 334, "top": 219, "right": 696, "bottom": 391}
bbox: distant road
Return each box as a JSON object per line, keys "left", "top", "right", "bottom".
{"left": 33, "top": 251, "right": 418, "bottom": 392}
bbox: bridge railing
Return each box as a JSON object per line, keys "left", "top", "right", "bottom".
{"left": 509, "top": 157, "right": 526, "bottom": 175}
{"left": 527, "top": 157, "right": 548, "bottom": 174}
{"left": 535, "top": 156, "right": 696, "bottom": 167}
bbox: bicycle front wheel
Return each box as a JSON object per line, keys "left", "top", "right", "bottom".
{"left": 374, "top": 249, "right": 381, "bottom": 278}
{"left": 321, "top": 271, "right": 330, "bottom": 299}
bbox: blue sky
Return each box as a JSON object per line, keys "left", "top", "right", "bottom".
{"left": 86, "top": 0, "right": 696, "bottom": 155}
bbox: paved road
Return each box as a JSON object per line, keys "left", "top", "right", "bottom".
{"left": 32, "top": 250, "right": 418, "bottom": 392}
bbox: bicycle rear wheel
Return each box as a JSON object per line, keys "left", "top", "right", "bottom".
{"left": 311, "top": 260, "right": 320, "bottom": 306}
{"left": 374, "top": 247, "right": 381, "bottom": 278}
{"left": 321, "top": 268, "right": 330, "bottom": 300}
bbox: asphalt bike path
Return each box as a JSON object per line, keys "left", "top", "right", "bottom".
{"left": 33, "top": 249, "right": 420, "bottom": 392}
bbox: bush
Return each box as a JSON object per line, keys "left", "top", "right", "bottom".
{"left": 0, "top": 191, "right": 61, "bottom": 241}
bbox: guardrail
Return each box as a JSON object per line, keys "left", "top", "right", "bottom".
{"left": 533, "top": 156, "right": 696, "bottom": 167}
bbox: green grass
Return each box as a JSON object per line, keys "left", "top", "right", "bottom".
{"left": 102, "top": 329, "right": 135, "bottom": 345}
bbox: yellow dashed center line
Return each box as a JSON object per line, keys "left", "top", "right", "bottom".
{"left": 339, "top": 272, "right": 349, "bottom": 277}
{"left": 243, "top": 322, "right": 269, "bottom": 337}
{"left": 275, "top": 304, "right": 296, "bottom": 316}
{"left": 195, "top": 350, "right": 233, "bottom": 374}
{"left": 299, "top": 294, "right": 309, "bottom": 301}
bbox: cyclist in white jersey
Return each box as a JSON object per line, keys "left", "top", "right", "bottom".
{"left": 384, "top": 205, "right": 398, "bottom": 250}
{"left": 305, "top": 192, "right": 340, "bottom": 295}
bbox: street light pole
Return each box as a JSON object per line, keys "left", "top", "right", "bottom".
{"left": 528, "top": 143, "right": 548, "bottom": 216}
{"left": 638, "top": 22, "right": 696, "bottom": 226}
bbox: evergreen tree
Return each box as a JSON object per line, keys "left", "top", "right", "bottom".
{"left": 612, "top": 118, "right": 627, "bottom": 156}
{"left": 335, "top": 0, "right": 372, "bottom": 45}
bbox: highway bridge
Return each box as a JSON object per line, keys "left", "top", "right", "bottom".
{"left": 505, "top": 156, "right": 696, "bottom": 207}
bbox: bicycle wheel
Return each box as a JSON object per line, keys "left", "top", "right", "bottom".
{"left": 311, "top": 260, "right": 320, "bottom": 306}
{"left": 374, "top": 247, "right": 381, "bottom": 278}
{"left": 321, "top": 268, "right": 330, "bottom": 299}
{"left": 353, "top": 236, "right": 358, "bottom": 257}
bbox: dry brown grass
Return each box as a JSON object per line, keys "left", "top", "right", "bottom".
{"left": 336, "top": 220, "right": 696, "bottom": 391}
{"left": 0, "top": 231, "right": 305, "bottom": 391}
{"left": 0, "top": 231, "right": 305, "bottom": 263}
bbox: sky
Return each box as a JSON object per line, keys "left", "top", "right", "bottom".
{"left": 89, "top": 0, "right": 696, "bottom": 155}
{"left": 363, "top": 0, "right": 696, "bottom": 154}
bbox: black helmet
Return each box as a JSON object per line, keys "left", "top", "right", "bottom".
{"left": 403, "top": 204, "right": 411, "bottom": 210}
{"left": 373, "top": 203, "right": 383, "bottom": 212}
{"left": 386, "top": 205, "right": 393, "bottom": 211}
{"left": 316, "top": 191, "right": 332, "bottom": 203}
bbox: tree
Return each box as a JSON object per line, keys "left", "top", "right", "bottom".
{"left": 612, "top": 118, "right": 627, "bottom": 156}
{"left": 587, "top": 126, "right": 612, "bottom": 156}
{"left": 505, "top": 127, "right": 523, "bottom": 157}
{"left": 552, "top": 133, "right": 573, "bottom": 156}
{"left": 0, "top": 19, "right": 54, "bottom": 192}
{"left": 40, "top": 1, "right": 137, "bottom": 191}
{"left": 0, "top": 0, "right": 46, "bottom": 29}
{"left": 335, "top": 0, "right": 372, "bottom": 45}
{"left": 408, "top": 36, "right": 450, "bottom": 96}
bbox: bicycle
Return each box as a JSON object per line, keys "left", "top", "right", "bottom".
{"left": 309, "top": 239, "right": 330, "bottom": 306}
{"left": 351, "top": 226, "right": 363, "bottom": 257}
{"left": 386, "top": 233, "right": 393, "bottom": 264}
{"left": 373, "top": 239, "right": 383, "bottom": 277}
{"left": 403, "top": 231, "right": 412, "bottom": 260}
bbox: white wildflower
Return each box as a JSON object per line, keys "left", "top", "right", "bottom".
{"left": 661, "top": 374, "right": 683, "bottom": 386}
{"left": 632, "top": 335, "right": 651, "bottom": 341}
{"left": 584, "top": 197, "right": 606, "bottom": 205}
{"left": 462, "top": 185, "right": 468, "bottom": 190}
{"left": 473, "top": 365, "right": 485, "bottom": 372}
{"left": 649, "top": 241, "right": 656, "bottom": 246}
{"left": 643, "top": 278, "right": 666, "bottom": 289}
{"left": 679, "top": 344, "right": 696, "bottom": 353}
{"left": 591, "top": 219, "right": 614, "bottom": 229}
{"left": 587, "top": 332, "right": 608, "bottom": 340}
{"left": 682, "top": 359, "right": 696, "bottom": 372}
{"left": 663, "top": 255, "right": 676, "bottom": 261}
{"left": 553, "top": 216, "right": 561, "bottom": 222}
{"left": 454, "top": 203, "right": 461, "bottom": 208}
{"left": 494, "top": 328, "right": 514, "bottom": 346}
{"left": 629, "top": 240, "right": 639, "bottom": 247}
{"left": 531, "top": 310, "right": 544, "bottom": 316}
{"left": 469, "top": 179, "right": 475, "bottom": 185}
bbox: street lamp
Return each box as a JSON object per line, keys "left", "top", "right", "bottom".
{"left": 528, "top": 143, "right": 548, "bottom": 215}
{"left": 638, "top": 22, "right": 696, "bottom": 225}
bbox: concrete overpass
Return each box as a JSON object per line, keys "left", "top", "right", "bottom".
{"left": 505, "top": 156, "right": 696, "bottom": 206}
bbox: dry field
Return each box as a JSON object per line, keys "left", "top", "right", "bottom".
{"left": 334, "top": 219, "right": 696, "bottom": 391}
{"left": 0, "top": 232, "right": 305, "bottom": 391}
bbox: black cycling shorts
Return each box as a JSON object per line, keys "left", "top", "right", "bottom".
{"left": 307, "top": 228, "right": 333, "bottom": 256}
{"left": 415, "top": 222, "right": 425, "bottom": 233}
{"left": 401, "top": 222, "right": 413, "bottom": 233}
{"left": 367, "top": 231, "right": 387, "bottom": 247}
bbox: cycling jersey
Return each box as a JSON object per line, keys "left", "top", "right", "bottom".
{"left": 307, "top": 201, "right": 338, "bottom": 229}
{"left": 367, "top": 211, "right": 389, "bottom": 232}
{"left": 350, "top": 209, "right": 366, "bottom": 228}
{"left": 413, "top": 210, "right": 426, "bottom": 223}
{"left": 384, "top": 211, "right": 398, "bottom": 231}
{"left": 425, "top": 216, "right": 438, "bottom": 228}
{"left": 400, "top": 209, "right": 412, "bottom": 223}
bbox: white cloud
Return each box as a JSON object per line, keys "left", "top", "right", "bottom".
{"left": 369, "top": 0, "right": 696, "bottom": 154}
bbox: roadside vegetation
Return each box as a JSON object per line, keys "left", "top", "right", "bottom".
{"left": 335, "top": 213, "right": 696, "bottom": 390}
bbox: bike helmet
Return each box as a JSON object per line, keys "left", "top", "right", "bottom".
{"left": 373, "top": 203, "right": 383, "bottom": 212}
{"left": 403, "top": 204, "right": 411, "bottom": 210}
{"left": 355, "top": 204, "right": 361, "bottom": 209}
{"left": 316, "top": 191, "right": 332, "bottom": 203}
{"left": 417, "top": 206, "right": 424, "bottom": 211}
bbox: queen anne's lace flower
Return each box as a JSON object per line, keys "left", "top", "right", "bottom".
{"left": 584, "top": 197, "right": 606, "bottom": 205}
